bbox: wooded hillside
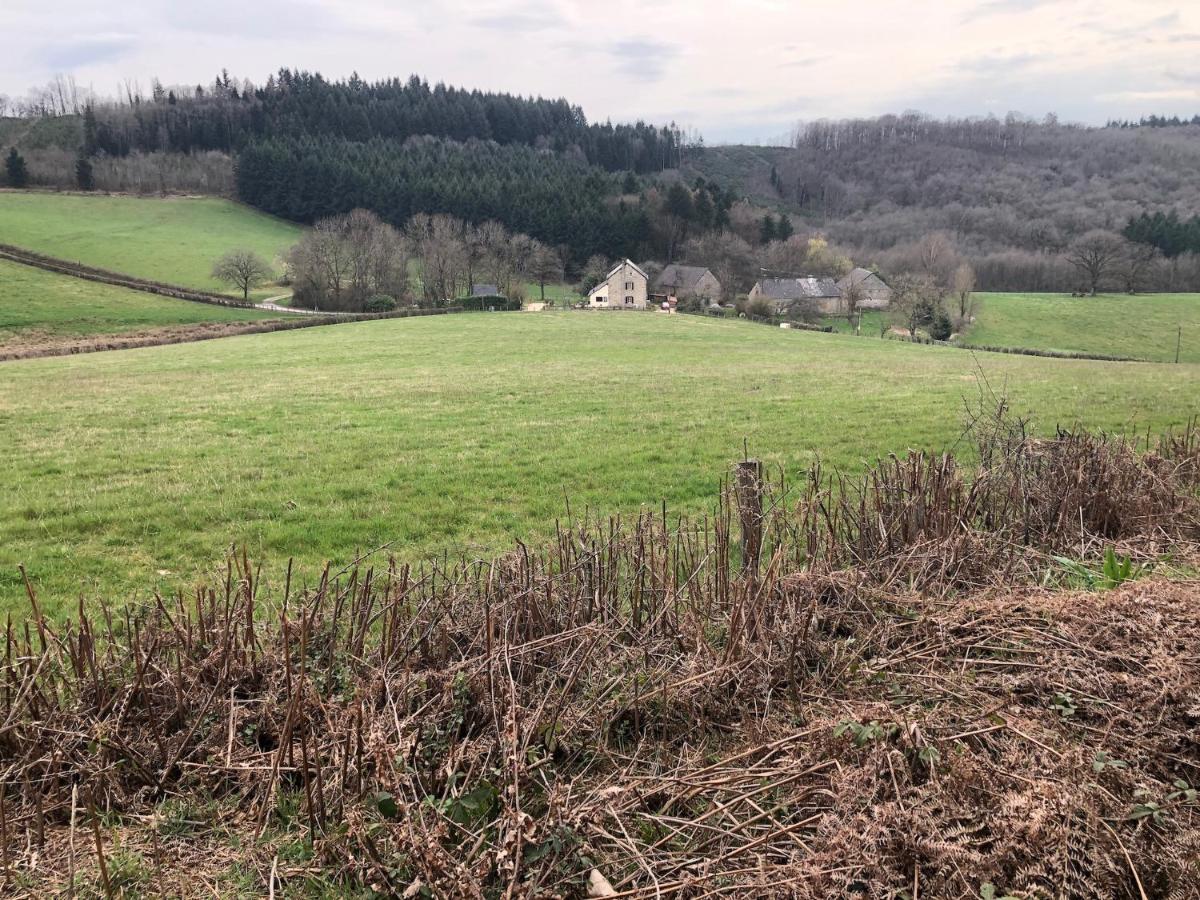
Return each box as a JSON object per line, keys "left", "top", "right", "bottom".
{"left": 688, "top": 113, "right": 1200, "bottom": 288}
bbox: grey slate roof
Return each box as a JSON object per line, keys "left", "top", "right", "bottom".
{"left": 836, "top": 268, "right": 888, "bottom": 292}
{"left": 656, "top": 264, "right": 711, "bottom": 291}
{"left": 756, "top": 277, "right": 840, "bottom": 300}
{"left": 470, "top": 283, "right": 501, "bottom": 297}
{"left": 605, "top": 259, "right": 649, "bottom": 281}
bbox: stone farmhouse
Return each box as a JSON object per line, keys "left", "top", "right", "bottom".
{"left": 749, "top": 269, "right": 891, "bottom": 315}
{"left": 652, "top": 265, "right": 723, "bottom": 307}
{"left": 837, "top": 268, "right": 892, "bottom": 308}
{"left": 588, "top": 259, "right": 649, "bottom": 309}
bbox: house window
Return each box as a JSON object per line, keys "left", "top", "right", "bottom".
{"left": 625, "top": 281, "right": 635, "bottom": 290}
{"left": 625, "top": 296, "right": 634, "bottom": 305}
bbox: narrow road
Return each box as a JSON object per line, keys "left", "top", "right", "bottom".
{"left": 253, "top": 295, "right": 369, "bottom": 317}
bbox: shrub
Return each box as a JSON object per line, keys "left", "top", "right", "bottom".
{"left": 929, "top": 306, "right": 953, "bottom": 341}
{"left": 364, "top": 294, "right": 398, "bottom": 312}
{"left": 746, "top": 297, "right": 776, "bottom": 320}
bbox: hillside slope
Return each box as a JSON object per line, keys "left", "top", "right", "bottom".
{"left": 688, "top": 117, "right": 1200, "bottom": 274}
{"left": 0, "top": 192, "right": 301, "bottom": 296}
{"left": 0, "top": 258, "right": 278, "bottom": 350}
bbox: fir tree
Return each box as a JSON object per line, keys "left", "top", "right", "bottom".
{"left": 759, "top": 214, "right": 777, "bottom": 244}
{"left": 75, "top": 155, "right": 95, "bottom": 191}
{"left": 5, "top": 148, "right": 28, "bottom": 188}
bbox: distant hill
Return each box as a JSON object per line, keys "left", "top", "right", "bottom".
{"left": 686, "top": 114, "right": 1200, "bottom": 286}
{"left": 7, "top": 82, "right": 1200, "bottom": 287}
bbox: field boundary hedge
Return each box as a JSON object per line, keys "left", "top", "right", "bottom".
{"left": 0, "top": 242, "right": 265, "bottom": 308}
{"left": 0, "top": 306, "right": 463, "bottom": 362}
{"left": 951, "top": 340, "right": 1147, "bottom": 362}
{"left": 678, "top": 307, "right": 1152, "bottom": 362}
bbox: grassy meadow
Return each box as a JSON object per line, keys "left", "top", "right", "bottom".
{"left": 967, "top": 292, "right": 1199, "bottom": 362}
{"left": 0, "top": 259, "right": 280, "bottom": 349}
{"left": 0, "top": 192, "right": 301, "bottom": 298}
{"left": 2, "top": 312, "right": 1196, "bottom": 614}
{"left": 825, "top": 292, "right": 1200, "bottom": 362}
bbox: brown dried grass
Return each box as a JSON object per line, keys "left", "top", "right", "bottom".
{"left": 1, "top": 420, "right": 1198, "bottom": 898}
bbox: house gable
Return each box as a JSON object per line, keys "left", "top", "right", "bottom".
{"left": 589, "top": 259, "right": 649, "bottom": 308}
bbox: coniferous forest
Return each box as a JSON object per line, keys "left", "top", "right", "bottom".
{"left": 72, "top": 70, "right": 690, "bottom": 263}
{"left": 234, "top": 136, "right": 650, "bottom": 263}
{"left": 84, "top": 70, "right": 684, "bottom": 174}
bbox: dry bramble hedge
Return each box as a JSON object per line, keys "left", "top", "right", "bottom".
{"left": 1, "top": 415, "right": 1198, "bottom": 897}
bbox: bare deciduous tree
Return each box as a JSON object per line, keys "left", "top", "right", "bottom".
{"left": 289, "top": 210, "right": 409, "bottom": 310}
{"left": 407, "top": 213, "right": 466, "bottom": 305}
{"left": 1117, "top": 240, "right": 1159, "bottom": 294}
{"left": 528, "top": 243, "right": 564, "bottom": 302}
{"left": 1064, "top": 230, "right": 1124, "bottom": 296}
{"left": 579, "top": 255, "right": 611, "bottom": 297}
{"left": 211, "top": 249, "right": 272, "bottom": 301}
{"left": 951, "top": 262, "right": 976, "bottom": 322}
{"left": 888, "top": 273, "right": 941, "bottom": 340}
{"left": 917, "top": 232, "right": 960, "bottom": 288}
{"left": 841, "top": 280, "right": 866, "bottom": 333}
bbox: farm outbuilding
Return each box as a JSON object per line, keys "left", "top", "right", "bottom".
{"left": 836, "top": 268, "right": 892, "bottom": 308}
{"left": 653, "top": 264, "right": 723, "bottom": 306}
{"left": 748, "top": 276, "right": 843, "bottom": 314}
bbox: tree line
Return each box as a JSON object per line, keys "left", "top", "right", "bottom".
{"left": 280, "top": 209, "right": 567, "bottom": 312}
{"left": 73, "top": 69, "right": 685, "bottom": 175}
{"left": 1107, "top": 114, "right": 1200, "bottom": 128}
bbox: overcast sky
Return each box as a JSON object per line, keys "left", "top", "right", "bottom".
{"left": 3, "top": 0, "right": 1198, "bottom": 143}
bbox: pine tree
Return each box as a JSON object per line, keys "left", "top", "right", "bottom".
{"left": 5, "top": 148, "right": 28, "bottom": 188}
{"left": 75, "top": 155, "right": 95, "bottom": 191}
{"left": 759, "top": 214, "right": 777, "bottom": 245}
{"left": 82, "top": 103, "right": 98, "bottom": 156}
{"left": 776, "top": 214, "right": 794, "bottom": 241}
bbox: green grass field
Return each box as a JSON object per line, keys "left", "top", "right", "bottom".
{"left": 2, "top": 312, "right": 1196, "bottom": 614}
{"left": 820, "top": 293, "right": 1200, "bottom": 362}
{"left": 966, "top": 292, "right": 1199, "bottom": 362}
{"left": 0, "top": 192, "right": 302, "bottom": 298}
{"left": 0, "top": 259, "right": 280, "bottom": 348}
{"left": 522, "top": 281, "right": 581, "bottom": 305}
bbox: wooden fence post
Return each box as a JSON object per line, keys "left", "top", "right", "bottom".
{"left": 735, "top": 459, "right": 763, "bottom": 574}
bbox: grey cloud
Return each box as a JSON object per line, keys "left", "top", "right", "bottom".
{"left": 1084, "top": 11, "right": 1184, "bottom": 42}
{"left": 1164, "top": 66, "right": 1200, "bottom": 84}
{"left": 778, "top": 55, "right": 830, "bottom": 69}
{"left": 40, "top": 36, "right": 137, "bottom": 70}
{"left": 1147, "top": 11, "right": 1182, "bottom": 29}
{"left": 706, "top": 88, "right": 750, "bottom": 99}
{"left": 962, "top": 0, "right": 1056, "bottom": 23}
{"left": 958, "top": 52, "right": 1044, "bottom": 76}
{"left": 1165, "top": 33, "right": 1200, "bottom": 43}
{"left": 472, "top": 2, "right": 566, "bottom": 33}
{"left": 164, "top": 0, "right": 347, "bottom": 39}
{"left": 609, "top": 39, "right": 680, "bottom": 81}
